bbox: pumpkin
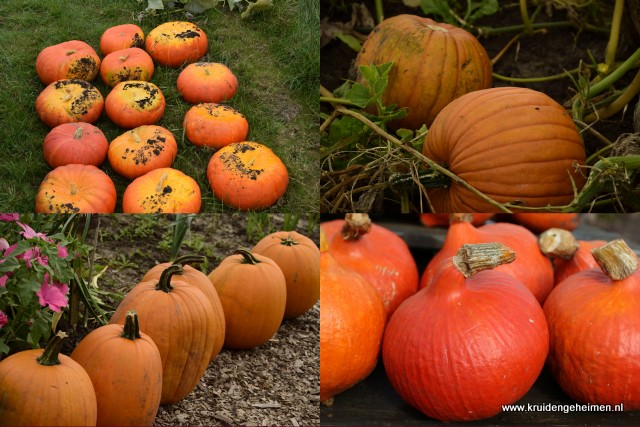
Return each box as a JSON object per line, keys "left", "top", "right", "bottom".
{"left": 35, "top": 79, "right": 104, "bottom": 128}
{"left": 355, "top": 15, "right": 492, "bottom": 130}
{"left": 252, "top": 231, "right": 320, "bottom": 319}
{"left": 100, "top": 47, "right": 154, "bottom": 87}
{"left": 319, "top": 227, "right": 385, "bottom": 403}
{"left": 544, "top": 239, "right": 640, "bottom": 409}
{"left": 511, "top": 213, "right": 580, "bottom": 233}
{"left": 206, "top": 141, "right": 289, "bottom": 210}
{"left": 108, "top": 125, "right": 178, "bottom": 179}
{"left": 420, "top": 214, "right": 554, "bottom": 304}
{"left": 384, "top": 242, "right": 549, "bottom": 421}
{"left": 321, "top": 213, "right": 418, "bottom": 319}
{"left": 0, "top": 332, "right": 98, "bottom": 426}
{"left": 36, "top": 40, "right": 101, "bottom": 85}
{"left": 419, "top": 213, "right": 493, "bottom": 228}
{"left": 122, "top": 167, "right": 201, "bottom": 213}
{"left": 35, "top": 164, "right": 117, "bottom": 213}
{"left": 110, "top": 264, "right": 219, "bottom": 405}
{"left": 141, "top": 255, "right": 225, "bottom": 362}
{"left": 43, "top": 122, "right": 108, "bottom": 168}
{"left": 422, "top": 87, "right": 587, "bottom": 212}
{"left": 100, "top": 24, "right": 145, "bottom": 55}
{"left": 70, "top": 310, "right": 162, "bottom": 426}
{"left": 145, "top": 21, "right": 208, "bottom": 67}
{"left": 177, "top": 62, "right": 238, "bottom": 104}
{"left": 183, "top": 103, "right": 248, "bottom": 148}
{"left": 105, "top": 81, "right": 165, "bottom": 129}
{"left": 207, "top": 250, "right": 286, "bottom": 350}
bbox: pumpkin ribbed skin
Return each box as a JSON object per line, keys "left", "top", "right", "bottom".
{"left": 105, "top": 81, "right": 165, "bottom": 129}
{"left": 145, "top": 21, "right": 208, "bottom": 67}
{"left": 355, "top": 15, "right": 492, "bottom": 130}
{"left": 36, "top": 40, "right": 101, "bottom": 85}
{"left": 423, "top": 87, "right": 587, "bottom": 212}
{"left": 183, "top": 103, "right": 248, "bottom": 148}
{"left": 100, "top": 47, "right": 154, "bottom": 87}
{"left": 100, "top": 24, "right": 145, "bottom": 56}
{"left": 35, "top": 79, "right": 104, "bottom": 128}
{"left": 43, "top": 122, "right": 108, "bottom": 168}
{"left": 177, "top": 62, "right": 238, "bottom": 104}
{"left": 122, "top": 167, "right": 201, "bottom": 213}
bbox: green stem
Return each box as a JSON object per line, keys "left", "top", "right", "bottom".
{"left": 587, "top": 48, "right": 640, "bottom": 99}
{"left": 320, "top": 96, "right": 360, "bottom": 107}
{"left": 492, "top": 68, "right": 579, "bottom": 83}
{"left": 477, "top": 21, "right": 607, "bottom": 36}
{"left": 374, "top": 0, "right": 384, "bottom": 25}
{"left": 234, "top": 249, "right": 262, "bottom": 265}
{"left": 585, "top": 68, "right": 640, "bottom": 122}
{"left": 156, "top": 264, "right": 184, "bottom": 293}
{"left": 121, "top": 310, "right": 141, "bottom": 340}
{"left": 37, "top": 332, "right": 67, "bottom": 366}
{"left": 605, "top": 0, "right": 625, "bottom": 71}
{"left": 519, "top": 0, "right": 532, "bottom": 34}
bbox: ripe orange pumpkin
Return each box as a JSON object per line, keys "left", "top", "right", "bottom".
{"left": 110, "top": 264, "right": 219, "bottom": 405}
{"left": 36, "top": 40, "right": 101, "bottom": 85}
{"left": 35, "top": 164, "right": 117, "bottom": 213}
{"left": 0, "top": 332, "right": 98, "bottom": 426}
{"left": 206, "top": 141, "right": 289, "bottom": 210}
{"left": 422, "top": 87, "right": 587, "bottom": 212}
{"left": 100, "top": 24, "right": 145, "bottom": 55}
{"left": 105, "top": 81, "right": 165, "bottom": 129}
{"left": 512, "top": 213, "right": 580, "bottom": 233}
{"left": 355, "top": 15, "right": 492, "bottom": 130}
{"left": 177, "top": 62, "right": 238, "bottom": 104}
{"left": 100, "top": 47, "right": 154, "bottom": 87}
{"left": 35, "top": 79, "right": 104, "bottom": 128}
{"left": 384, "top": 243, "right": 548, "bottom": 421}
{"left": 122, "top": 167, "right": 201, "bottom": 213}
{"left": 70, "top": 310, "right": 163, "bottom": 426}
{"left": 207, "top": 250, "right": 287, "bottom": 350}
{"left": 108, "top": 125, "right": 178, "bottom": 179}
{"left": 145, "top": 21, "right": 208, "bottom": 67}
{"left": 43, "top": 122, "right": 108, "bottom": 168}
{"left": 419, "top": 213, "right": 494, "bottom": 227}
{"left": 252, "top": 231, "right": 320, "bottom": 319}
{"left": 183, "top": 103, "right": 249, "bottom": 148}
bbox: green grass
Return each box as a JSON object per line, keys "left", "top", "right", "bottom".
{"left": 0, "top": 0, "right": 319, "bottom": 213}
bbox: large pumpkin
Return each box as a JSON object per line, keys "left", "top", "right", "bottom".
{"left": 100, "top": 24, "right": 145, "bottom": 55}
{"left": 355, "top": 15, "right": 492, "bottom": 130}
{"left": 422, "top": 87, "right": 587, "bottom": 212}
{"left": 145, "top": 21, "right": 208, "bottom": 67}
{"left": 105, "top": 81, "right": 165, "bottom": 129}
{"left": 35, "top": 79, "right": 104, "bottom": 128}
{"left": 43, "top": 122, "right": 108, "bottom": 168}
{"left": 183, "top": 103, "right": 248, "bottom": 148}
{"left": 122, "top": 167, "right": 201, "bottom": 213}
{"left": 177, "top": 62, "right": 238, "bottom": 104}
{"left": 36, "top": 40, "right": 101, "bottom": 85}
{"left": 0, "top": 332, "right": 98, "bottom": 426}
{"left": 100, "top": 47, "right": 154, "bottom": 87}
{"left": 70, "top": 310, "right": 163, "bottom": 426}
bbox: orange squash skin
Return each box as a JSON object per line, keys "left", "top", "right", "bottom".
{"left": 36, "top": 40, "right": 101, "bottom": 85}
{"left": 355, "top": 15, "right": 492, "bottom": 130}
{"left": 177, "top": 62, "right": 238, "bottom": 104}
{"left": 183, "top": 103, "right": 248, "bottom": 148}
{"left": 552, "top": 240, "right": 607, "bottom": 284}
{"left": 36, "top": 79, "right": 104, "bottom": 128}
{"left": 423, "top": 87, "right": 587, "bottom": 212}
{"left": 100, "top": 47, "right": 154, "bottom": 87}
{"left": 512, "top": 213, "right": 580, "bottom": 233}
{"left": 105, "top": 81, "right": 165, "bottom": 129}
{"left": 100, "top": 24, "right": 145, "bottom": 56}
{"left": 43, "top": 122, "right": 108, "bottom": 168}
{"left": 145, "top": 21, "right": 208, "bottom": 67}
{"left": 122, "top": 167, "right": 201, "bottom": 213}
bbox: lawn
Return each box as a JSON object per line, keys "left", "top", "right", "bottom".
{"left": 0, "top": 0, "right": 319, "bottom": 213}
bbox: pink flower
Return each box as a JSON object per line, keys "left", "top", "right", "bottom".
{"left": 36, "top": 278, "right": 69, "bottom": 313}
{"left": 20, "top": 247, "right": 48, "bottom": 268}
{"left": 57, "top": 244, "right": 69, "bottom": 259}
{"left": 0, "top": 214, "right": 19, "bottom": 222}
{"left": 0, "top": 310, "right": 7, "bottom": 329}
{"left": 17, "top": 222, "right": 50, "bottom": 242}
{"left": 0, "top": 238, "right": 9, "bottom": 252}
{"left": 0, "top": 274, "right": 9, "bottom": 287}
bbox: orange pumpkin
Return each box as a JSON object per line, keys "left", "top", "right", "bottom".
{"left": 122, "top": 167, "right": 201, "bottom": 213}
{"left": 35, "top": 164, "right": 117, "bottom": 213}
{"left": 105, "top": 81, "right": 165, "bottom": 129}
{"left": 100, "top": 47, "right": 154, "bottom": 87}
{"left": 177, "top": 62, "right": 238, "bottom": 104}
{"left": 36, "top": 40, "right": 101, "bottom": 85}
{"left": 145, "top": 21, "right": 208, "bottom": 67}
{"left": 100, "top": 24, "right": 145, "bottom": 55}
{"left": 512, "top": 213, "right": 580, "bottom": 233}
{"left": 206, "top": 141, "right": 289, "bottom": 210}
{"left": 422, "top": 87, "right": 587, "bottom": 212}
{"left": 35, "top": 79, "right": 104, "bottom": 128}
{"left": 183, "top": 103, "right": 248, "bottom": 148}
{"left": 108, "top": 125, "right": 178, "bottom": 179}
{"left": 43, "top": 122, "right": 108, "bottom": 168}
{"left": 419, "top": 213, "right": 494, "bottom": 228}
{"left": 355, "top": 15, "right": 492, "bottom": 130}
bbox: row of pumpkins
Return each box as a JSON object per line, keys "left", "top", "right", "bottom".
{"left": 33, "top": 22, "right": 288, "bottom": 213}
{"left": 0, "top": 231, "right": 320, "bottom": 426}
{"left": 320, "top": 213, "right": 640, "bottom": 421}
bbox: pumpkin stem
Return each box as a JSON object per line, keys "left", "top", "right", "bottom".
{"left": 234, "top": 249, "right": 261, "bottom": 265}
{"left": 156, "top": 172, "right": 168, "bottom": 193}
{"left": 65, "top": 49, "right": 76, "bottom": 55}
{"left": 121, "top": 310, "right": 141, "bottom": 340}
{"left": 449, "top": 213, "right": 473, "bottom": 225}
{"left": 132, "top": 129, "right": 141, "bottom": 144}
{"left": 279, "top": 235, "right": 299, "bottom": 246}
{"left": 119, "top": 54, "right": 130, "bottom": 62}
{"left": 539, "top": 228, "right": 580, "bottom": 260}
{"left": 156, "top": 264, "right": 184, "bottom": 293}
{"left": 37, "top": 331, "right": 67, "bottom": 366}
{"left": 173, "top": 254, "right": 206, "bottom": 266}
{"left": 73, "top": 126, "right": 84, "bottom": 139}
{"left": 341, "top": 213, "right": 372, "bottom": 241}
{"left": 62, "top": 89, "right": 73, "bottom": 102}
{"left": 453, "top": 242, "right": 516, "bottom": 278}
{"left": 70, "top": 183, "right": 78, "bottom": 196}
{"left": 592, "top": 239, "right": 638, "bottom": 281}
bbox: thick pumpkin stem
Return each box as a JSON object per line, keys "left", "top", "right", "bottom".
{"left": 37, "top": 331, "right": 67, "bottom": 366}
{"left": 234, "top": 249, "right": 261, "bottom": 265}
{"left": 592, "top": 239, "right": 638, "bottom": 281}
{"left": 539, "top": 228, "right": 580, "bottom": 260}
{"left": 449, "top": 213, "right": 473, "bottom": 225}
{"left": 119, "top": 54, "right": 130, "bottom": 62}
{"left": 156, "top": 172, "right": 168, "bottom": 193}
{"left": 65, "top": 49, "right": 76, "bottom": 55}
{"left": 453, "top": 242, "right": 516, "bottom": 278}
{"left": 173, "top": 254, "right": 206, "bottom": 266}
{"left": 73, "top": 127, "right": 84, "bottom": 139}
{"left": 341, "top": 213, "right": 372, "bottom": 241}
{"left": 157, "top": 264, "right": 184, "bottom": 293}
{"left": 121, "top": 310, "right": 141, "bottom": 340}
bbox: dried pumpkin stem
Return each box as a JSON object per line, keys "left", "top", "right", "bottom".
{"left": 279, "top": 235, "right": 299, "bottom": 246}
{"left": 121, "top": 310, "right": 141, "bottom": 340}
{"left": 73, "top": 127, "right": 84, "bottom": 139}
{"left": 342, "top": 213, "right": 372, "bottom": 241}
{"left": 157, "top": 264, "right": 184, "bottom": 293}
{"left": 37, "top": 331, "right": 67, "bottom": 366}
{"left": 539, "top": 228, "right": 580, "bottom": 259}
{"left": 234, "top": 249, "right": 261, "bottom": 265}
{"left": 449, "top": 213, "right": 474, "bottom": 224}
{"left": 592, "top": 239, "right": 638, "bottom": 281}
{"left": 156, "top": 172, "right": 168, "bottom": 193}
{"left": 453, "top": 242, "right": 516, "bottom": 278}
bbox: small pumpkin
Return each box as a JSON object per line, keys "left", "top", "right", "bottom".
{"left": 206, "top": 141, "right": 289, "bottom": 210}
{"left": 35, "top": 164, "right": 117, "bottom": 213}
{"left": 207, "top": 250, "right": 287, "bottom": 350}
{"left": 177, "top": 62, "right": 238, "bottom": 104}
{"left": 43, "top": 122, "right": 108, "bottom": 168}
{"left": 108, "top": 125, "right": 178, "bottom": 179}
{"left": 512, "top": 213, "right": 580, "bottom": 233}
{"left": 252, "top": 231, "right": 320, "bottom": 320}
{"left": 70, "top": 310, "right": 163, "bottom": 426}
{"left": 145, "top": 21, "right": 208, "bottom": 67}
{"left": 35, "top": 79, "right": 104, "bottom": 128}
{"left": 122, "top": 167, "right": 201, "bottom": 213}
{"left": 100, "top": 24, "right": 145, "bottom": 55}
{"left": 183, "top": 103, "right": 248, "bottom": 148}
{"left": 36, "top": 40, "right": 101, "bottom": 85}
{"left": 100, "top": 47, "right": 154, "bottom": 87}
{"left": 0, "top": 332, "right": 98, "bottom": 426}
{"left": 105, "top": 80, "right": 165, "bottom": 129}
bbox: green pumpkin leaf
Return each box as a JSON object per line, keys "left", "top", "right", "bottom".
{"left": 344, "top": 84, "right": 373, "bottom": 108}
{"left": 420, "top": 0, "right": 454, "bottom": 23}
{"left": 467, "top": 0, "right": 499, "bottom": 23}
{"left": 241, "top": 0, "right": 274, "bottom": 18}
{"left": 0, "top": 339, "right": 9, "bottom": 355}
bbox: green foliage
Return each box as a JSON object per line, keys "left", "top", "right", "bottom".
{"left": 142, "top": 0, "right": 274, "bottom": 17}
{"left": 418, "top": 0, "right": 499, "bottom": 27}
